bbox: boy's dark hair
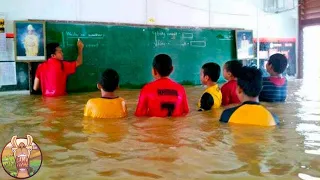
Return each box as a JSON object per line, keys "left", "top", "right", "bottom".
{"left": 224, "top": 60, "right": 243, "bottom": 78}
{"left": 237, "top": 66, "right": 263, "bottom": 97}
{"left": 46, "top": 43, "right": 60, "bottom": 59}
{"left": 202, "top": 62, "right": 221, "bottom": 82}
{"left": 99, "top": 69, "right": 119, "bottom": 92}
{"left": 268, "top": 53, "right": 288, "bottom": 74}
{"left": 153, "top": 54, "right": 173, "bottom": 77}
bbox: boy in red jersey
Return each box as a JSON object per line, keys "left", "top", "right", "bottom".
{"left": 221, "top": 60, "right": 243, "bottom": 106}
{"left": 135, "top": 54, "right": 189, "bottom": 117}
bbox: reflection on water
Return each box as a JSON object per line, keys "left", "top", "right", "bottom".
{"left": 0, "top": 80, "right": 319, "bottom": 180}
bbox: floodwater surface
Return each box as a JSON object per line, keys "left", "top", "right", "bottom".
{"left": 0, "top": 79, "right": 319, "bottom": 180}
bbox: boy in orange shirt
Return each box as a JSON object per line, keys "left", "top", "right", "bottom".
{"left": 84, "top": 69, "right": 127, "bottom": 118}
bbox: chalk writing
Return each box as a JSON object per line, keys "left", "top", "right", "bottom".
{"left": 88, "top": 33, "right": 104, "bottom": 37}
{"left": 86, "top": 44, "right": 99, "bottom": 48}
{"left": 181, "top": 42, "right": 190, "bottom": 47}
{"left": 217, "top": 32, "right": 233, "bottom": 40}
{"left": 190, "top": 41, "right": 206, "bottom": 47}
{"left": 154, "top": 40, "right": 166, "bottom": 47}
{"left": 154, "top": 31, "right": 166, "bottom": 36}
{"left": 66, "top": 32, "right": 104, "bottom": 39}
{"left": 167, "top": 32, "right": 177, "bottom": 40}
{"left": 167, "top": 32, "right": 177, "bottom": 36}
{"left": 66, "top": 32, "right": 86, "bottom": 37}
{"left": 66, "top": 43, "right": 99, "bottom": 48}
{"left": 182, "top": 33, "right": 193, "bottom": 39}
{"left": 66, "top": 32, "right": 79, "bottom": 37}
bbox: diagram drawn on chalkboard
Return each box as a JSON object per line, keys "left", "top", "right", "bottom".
{"left": 190, "top": 41, "right": 206, "bottom": 48}
{"left": 182, "top": 33, "right": 193, "bottom": 39}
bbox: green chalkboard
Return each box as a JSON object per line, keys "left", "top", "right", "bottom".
{"left": 45, "top": 21, "right": 237, "bottom": 92}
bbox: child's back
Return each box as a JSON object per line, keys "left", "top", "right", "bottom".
{"left": 220, "top": 101, "right": 279, "bottom": 126}
{"left": 136, "top": 78, "right": 188, "bottom": 117}
{"left": 198, "top": 62, "right": 222, "bottom": 111}
{"left": 84, "top": 69, "right": 127, "bottom": 118}
{"left": 135, "top": 54, "right": 189, "bottom": 117}
{"left": 259, "top": 53, "right": 288, "bottom": 102}
{"left": 260, "top": 76, "right": 287, "bottom": 102}
{"left": 85, "top": 97, "right": 126, "bottom": 118}
{"left": 220, "top": 66, "right": 279, "bottom": 126}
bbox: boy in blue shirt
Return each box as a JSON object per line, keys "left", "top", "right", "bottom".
{"left": 259, "top": 53, "right": 288, "bottom": 102}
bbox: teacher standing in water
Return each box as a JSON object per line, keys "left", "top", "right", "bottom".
{"left": 33, "top": 39, "right": 84, "bottom": 97}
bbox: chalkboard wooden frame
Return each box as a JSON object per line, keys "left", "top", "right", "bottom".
{"left": 29, "top": 19, "right": 245, "bottom": 31}
{"left": 14, "top": 20, "right": 47, "bottom": 62}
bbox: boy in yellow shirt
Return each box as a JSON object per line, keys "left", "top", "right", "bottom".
{"left": 198, "top": 62, "right": 222, "bottom": 111}
{"left": 84, "top": 69, "right": 127, "bottom": 118}
{"left": 219, "top": 66, "right": 279, "bottom": 126}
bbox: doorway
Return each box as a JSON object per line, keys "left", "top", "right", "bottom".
{"left": 303, "top": 26, "right": 320, "bottom": 79}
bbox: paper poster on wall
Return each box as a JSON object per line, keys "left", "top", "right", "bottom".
{"left": 236, "top": 30, "right": 254, "bottom": 59}
{"left": 6, "top": 38, "right": 14, "bottom": 61}
{"left": 0, "top": 62, "right": 17, "bottom": 86}
{"left": 0, "top": 33, "right": 7, "bottom": 61}
{"left": 14, "top": 21, "right": 46, "bottom": 61}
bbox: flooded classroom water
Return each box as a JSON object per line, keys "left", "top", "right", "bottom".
{"left": 0, "top": 79, "right": 319, "bottom": 180}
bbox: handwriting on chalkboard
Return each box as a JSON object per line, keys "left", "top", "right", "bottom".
{"left": 66, "top": 32, "right": 79, "bottom": 37}
{"left": 190, "top": 41, "right": 206, "bottom": 47}
{"left": 86, "top": 44, "right": 99, "bottom": 48}
{"left": 167, "top": 32, "right": 177, "bottom": 36}
{"left": 65, "top": 41, "right": 99, "bottom": 48}
{"left": 154, "top": 31, "right": 166, "bottom": 37}
{"left": 65, "top": 32, "right": 104, "bottom": 39}
{"left": 182, "top": 33, "right": 193, "bottom": 39}
{"left": 154, "top": 41, "right": 166, "bottom": 47}
{"left": 63, "top": 31, "right": 104, "bottom": 48}
{"left": 154, "top": 31, "right": 178, "bottom": 39}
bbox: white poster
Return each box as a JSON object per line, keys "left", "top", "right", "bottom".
{"left": 0, "top": 62, "right": 17, "bottom": 86}
{"left": 0, "top": 33, "right": 7, "bottom": 61}
{"left": 6, "top": 38, "right": 14, "bottom": 61}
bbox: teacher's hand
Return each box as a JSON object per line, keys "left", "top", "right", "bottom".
{"left": 77, "top": 39, "right": 84, "bottom": 50}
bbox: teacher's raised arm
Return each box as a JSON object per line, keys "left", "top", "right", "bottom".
{"left": 76, "top": 38, "right": 84, "bottom": 67}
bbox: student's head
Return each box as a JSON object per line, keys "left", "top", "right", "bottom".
{"left": 236, "top": 66, "right": 263, "bottom": 101}
{"left": 98, "top": 69, "right": 119, "bottom": 93}
{"left": 223, "top": 60, "right": 243, "bottom": 80}
{"left": 152, "top": 54, "right": 173, "bottom": 78}
{"left": 266, "top": 53, "right": 288, "bottom": 75}
{"left": 200, "top": 62, "right": 220, "bottom": 85}
{"left": 46, "top": 43, "right": 63, "bottom": 60}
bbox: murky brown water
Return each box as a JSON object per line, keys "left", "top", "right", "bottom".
{"left": 0, "top": 79, "right": 319, "bottom": 180}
